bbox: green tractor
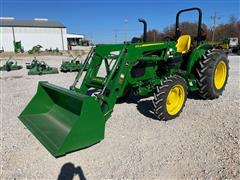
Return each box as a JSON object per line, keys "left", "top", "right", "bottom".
{"left": 19, "top": 8, "right": 229, "bottom": 157}
{"left": 0, "top": 57, "right": 23, "bottom": 71}
{"left": 60, "top": 55, "right": 88, "bottom": 72}
{"left": 28, "top": 60, "right": 59, "bottom": 75}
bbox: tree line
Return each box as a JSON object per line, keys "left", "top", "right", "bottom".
{"left": 144, "top": 16, "right": 240, "bottom": 42}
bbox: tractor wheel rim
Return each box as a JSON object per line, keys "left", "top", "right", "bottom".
{"left": 166, "top": 85, "right": 185, "bottom": 115}
{"left": 214, "top": 61, "right": 227, "bottom": 90}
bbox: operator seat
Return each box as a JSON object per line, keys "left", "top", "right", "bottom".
{"left": 176, "top": 35, "right": 191, "bottom": 54}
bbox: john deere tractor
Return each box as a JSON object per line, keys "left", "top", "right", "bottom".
{"left": 19, "top": 8, "right": 229, "bottom": 157}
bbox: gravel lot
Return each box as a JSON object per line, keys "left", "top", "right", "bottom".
{"left": 0, "top": 55, "right": 239, "bottom": 179}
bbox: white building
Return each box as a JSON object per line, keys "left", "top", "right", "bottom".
{"left": 0, "top": 17, "right": 69, "bottom": 51}
{"left": 66, "top": 33, "right": 90, "bottom": 50}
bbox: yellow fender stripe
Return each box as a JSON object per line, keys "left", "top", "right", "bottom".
{"left": 135, "top": 42, "right": 164, "bottom": 48}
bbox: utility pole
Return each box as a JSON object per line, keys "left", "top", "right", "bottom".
{"left": 113, "top": 29, "right": 118, "bottom": 43}
{"left": 211, "top": 12, "right": 221, "bottom": 42}
{"left": 124, "top": 19, "right": 128, "bottom": 42}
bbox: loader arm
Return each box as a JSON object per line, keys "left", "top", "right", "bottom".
{"left": 77, "top": 44, "right": 130, "bottom": 119}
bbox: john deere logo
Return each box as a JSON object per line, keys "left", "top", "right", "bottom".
{"left": 93, "top": 78, "right": 103, "bottom": 82}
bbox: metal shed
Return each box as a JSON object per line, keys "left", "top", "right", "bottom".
{"left": 0, "top": 17, "right": 68, "bottom": 51}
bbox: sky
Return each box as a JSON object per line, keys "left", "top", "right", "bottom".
{"left": 1, "top": 0, "right": 239, "bottom": 43}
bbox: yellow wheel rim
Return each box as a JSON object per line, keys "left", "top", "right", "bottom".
{"left": 166, "top": 85, "right": 185, "bottom": 115}
{"left": 214, "top": 61, "right": 227, "bottom": 90}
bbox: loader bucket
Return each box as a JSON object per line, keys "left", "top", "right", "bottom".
{"left": 19, "top": 82, "right": 105, "bottom": 157}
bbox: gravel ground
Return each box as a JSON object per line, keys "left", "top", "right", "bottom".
{"left": 0, "top": 55, "right": 239, "bottom": 179}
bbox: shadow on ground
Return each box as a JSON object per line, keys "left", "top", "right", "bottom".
{"left": 117, "top": 91, "right": 204, "bottom": 120}
{"left": 118, "top": 93, "right": 159, "bottom": 120}
{"left": 187, "top": 91, "right": 203, "bottom": 100}
{"left": 58, "top": 162, "right": 86, "bottom": 180}
{"left": 137, "top": 99, "right": 159, "bottom": 120}
{"left": 86, "top": 89, "right": 202, "bottom": 121}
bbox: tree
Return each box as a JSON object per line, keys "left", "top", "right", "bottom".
{"left": 144, "top": 17, "right": 239, "bottom": 42}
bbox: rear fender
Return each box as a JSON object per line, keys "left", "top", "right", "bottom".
{"left": 187, "top": 44, "right": 213, "bottom": 74}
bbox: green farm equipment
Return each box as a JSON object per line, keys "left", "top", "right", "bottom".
{"left": 60, "top": 55, "right": 88, "bottom": 72}
{"left": 0, "top": 57, "right": 23, "bottom": 71}
{"left": 28, "top": 45, "right": 43, "bottom": 54}
{"left": 45, "top": 48, "right": 60, "bottom": 54}
{"left": 14, "top": 41, "right": 24, "bottom": 53}
{"left": 26, "top": 57, "right": 39, "bottom": 69}
{"left": 28, "top": 60, "right": 59, "bottom": 75}
{"left": 19, "top": 8, "right": 229, "bottom": 157}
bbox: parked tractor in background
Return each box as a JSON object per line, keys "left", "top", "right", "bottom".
{"left": 0, "top": 57, "right": 23, "bottom": 71}
{"left": 19, "top": 8, "right": 229, "bottom": 157}
{"left": 212, "top": 38, "right": 229, "bottom": 51}
{"left": 229, "top": 37, "right": 240, "bottom": 55}
{"left": 60, "top": 55, "right": 89, "bottom": 72}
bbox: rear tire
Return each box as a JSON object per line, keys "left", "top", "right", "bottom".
{"left": 153, "top": 75, "right": 187, "bottom": 121}
{"left": 195, "top": 49, "right": 229, "bottom": 99}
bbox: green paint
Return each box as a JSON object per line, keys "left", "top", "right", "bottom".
{"left": 27, "top": 60, "right": 59, "bottom": 75}
{"left": 60, "top": 55, "right": 88, "bottom": 72}
{"left": 19, "top": 40, "right": 213, "bottom": 157}
{"left": 0, "top": 57, "right": 22, "bottom": 71}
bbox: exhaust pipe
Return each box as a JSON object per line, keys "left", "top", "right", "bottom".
{"left": 138, "top": 19, "right": 147, "bottom": 42}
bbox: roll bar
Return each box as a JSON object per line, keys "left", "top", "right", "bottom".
{"left": 175, "top": 7, "right": 202, "bottom": 44}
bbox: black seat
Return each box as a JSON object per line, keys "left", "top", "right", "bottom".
{"left": 131, "top": 61, "right": 146, "bottom": 77}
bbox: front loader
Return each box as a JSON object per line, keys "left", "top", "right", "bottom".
{"left": 19, "top": 8, "right": 229, "bottom": 157}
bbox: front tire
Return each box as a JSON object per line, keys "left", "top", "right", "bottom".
{"left": 195, "top": 49, "right": 229, "bottom": 99}
{"left": 153, "top": 75, "right": 187, "bottom": 121}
